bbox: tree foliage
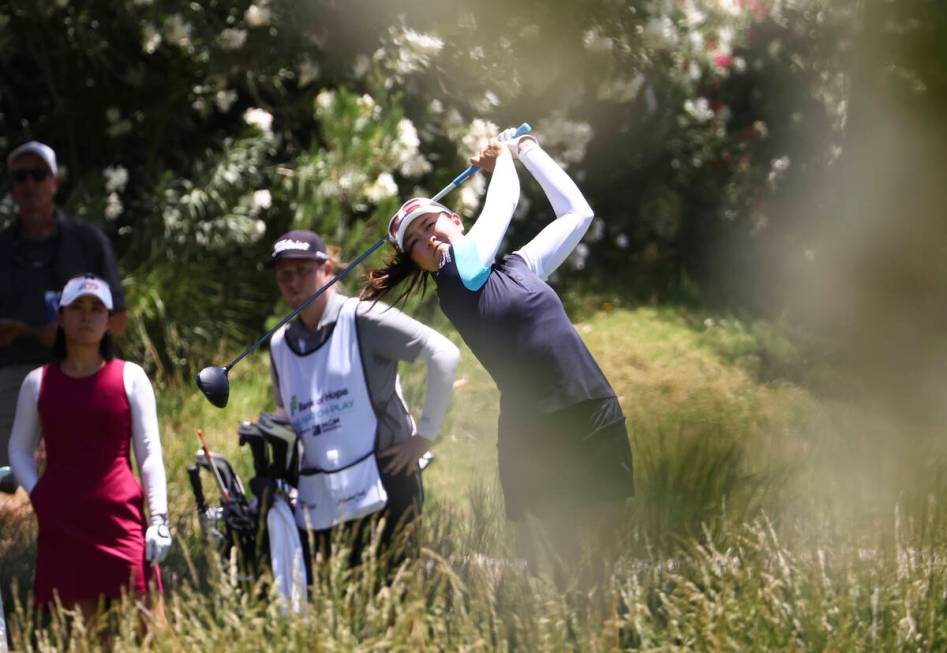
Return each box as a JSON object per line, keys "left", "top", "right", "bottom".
{"left": 0, "top": 0, "right": 900, "bottom": 377}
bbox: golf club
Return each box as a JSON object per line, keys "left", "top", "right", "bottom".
{"left": 196, "top": 122, "right": 532, "bottom": 407}
{"left": 196, "top": 428, "right": 231, "bottom": 501}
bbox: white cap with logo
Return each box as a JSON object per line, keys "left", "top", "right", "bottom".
{"left": 6, "top": 141, "right": 58, "bottom": 176}
{"left": 59, "top": 275, "right": 114, "bottom": 311}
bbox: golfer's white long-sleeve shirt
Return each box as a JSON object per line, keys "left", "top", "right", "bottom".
{"left": 458, "top": 141, "right": 595, "bottom": 282}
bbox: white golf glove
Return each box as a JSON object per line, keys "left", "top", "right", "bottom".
{"left": 145, "top": 514, "right": 172, "bottom": 564}
{"left": 496, "top": 127, "right": 537, "bottom": 159}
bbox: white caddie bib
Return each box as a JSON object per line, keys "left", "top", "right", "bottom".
{"left": 270, "top": 298, "right": 387, "bottom": 530}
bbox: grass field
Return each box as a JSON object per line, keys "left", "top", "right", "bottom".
{"left": 2, "top": 304, "right": 947, "bottom": 651}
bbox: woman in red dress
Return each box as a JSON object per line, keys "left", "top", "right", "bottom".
{"left": 7, "top": 274, "right": 171, "bottom": 625}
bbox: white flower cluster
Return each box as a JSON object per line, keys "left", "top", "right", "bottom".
{"left": 535, "top": 114, "right": 594, "bottom": 166}
{"left": 767, "top": 155, "right": 791, "bottom": 189}
{"left": 163, "top": 14, "right": 192, "bottom": 49}
{"left": 460, "top": 118, "right": 500, "bottom": 154}
{"left": 244, "top": 107, "right": 274, "bottom": 135}
{"left": 215, "top": 89, "right": 237, "bottom": 113}
{"left": 642, "top": 15, "right": 680, "bottom": 50}
{"left": 396, "top": 118, "right": 431, "bottom": 178}
{"left": 582, "top": 28, "right": 614, "bottom": 55}
{"left": 298, "top": 57, "right": 320, "bottom": 87}
{"left": 365, "top": 172, "right": 398, "bottom": 203}
{"left": 683, "top": 97, "right": 715, "bottom": 123}
{"left": 104, "top": 165, "right": 129, "bottom": 193}
{"left": 193, "top": 215, "right": 266, "bottom": 248}
{"left": 105, "top": 194, "right": 123, "bottom": 221}
{"left": 715, "top": 0, "right": 743, "bottom": 16}
{"left": 315, "top": 90, "right": 335, "bottom": 113}
{"left": 245, "top": 3, "right": 272, "bottom": 28}
{"left": 218, "top": 28, "right": 248, "bottom": 51}
{"left": 643, "top": 0, "right": 758, "bottom": 90}
{"left": 162, "top": 186, "right": 268, "bottom": 249}
{"left": 252, "top": 189, "right": 272, "bottom": 210}
{"left": 103, "top": 163, "right": 128, "bottom": 221}
{"left": 458, "top": 174, "right": 486, "bottom": 213}
{"left": 373, "top": 25, "right": 444, "bottom": 82}
{"left": 141, "top": 23, "right": 161, "bottom": 54}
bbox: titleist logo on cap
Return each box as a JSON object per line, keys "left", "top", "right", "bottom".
{"left": 274, "top": 239, "right": 311, "bottom": 253}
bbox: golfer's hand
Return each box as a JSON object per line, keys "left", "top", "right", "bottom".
{"left": 496, "top": 128, "right": 537, "bottom": 159}
{"left": 146, "top": 514, "right": 172, "bottom": 563}
{"left": 469, "top": 139, "right": 509, "bottom": 172}
{"left": 379, "top": 436, "right": 433, "bottom": 475}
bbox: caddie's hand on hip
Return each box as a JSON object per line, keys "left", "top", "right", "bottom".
{"left": 145, "top": 514, "right": 172, "bottom": 563}
{"left": 378, "top": 436, "right": 434, "bottom": 475}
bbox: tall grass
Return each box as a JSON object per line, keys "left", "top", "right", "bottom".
{"left": 3, "top": 305, "right": 947, "bottom": 650}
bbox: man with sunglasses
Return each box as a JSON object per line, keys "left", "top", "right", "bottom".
{"left": 0, "top": 141, "right": 126, "bottom": 483}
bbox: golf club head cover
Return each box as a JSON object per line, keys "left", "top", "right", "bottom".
{"left": 239, "top": 420, "right": 271, "bottom": 476}
{"left": 257, "top": 412, "right": 300, "bottom": 487}
{"left": 249, "top": 474, "right": 279, "bottom": 513}
{"left": 146, "top": 513, "right": 172, "bottom": 563}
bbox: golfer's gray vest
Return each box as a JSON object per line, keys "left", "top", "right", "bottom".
{"left": 270, "top": 298, "right": 387, "bottom": 530}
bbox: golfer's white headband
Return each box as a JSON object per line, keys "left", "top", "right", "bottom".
{"left": 387, "top": 198, "right": 451, "bottom": 252}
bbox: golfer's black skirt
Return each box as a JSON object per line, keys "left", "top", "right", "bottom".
{"left": 497, "top": 396, "right": 635, "bottom": 521}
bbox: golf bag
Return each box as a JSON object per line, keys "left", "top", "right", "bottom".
{"left": 187, "top": 412, "right": 300, "bottom": 580}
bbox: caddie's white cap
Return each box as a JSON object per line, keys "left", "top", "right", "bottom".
{"left": 387, "top": 197, "right": 451, "bottom": 251}
{"left": 59, "top": 274, "right": 114, "bottom": 311}
{"left": 6, "top": 140, "right": 58, "bottom": 176}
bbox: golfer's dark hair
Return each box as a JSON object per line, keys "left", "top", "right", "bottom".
{"left": 52, "top": 326, "right": 115, "bottom": 361}
{"left": 361, "top": 249, "right": 429, "bottom": 304}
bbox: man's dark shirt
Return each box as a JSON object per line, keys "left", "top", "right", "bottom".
{"left": 0, "top": 208, "right": 125, "bottom": 366}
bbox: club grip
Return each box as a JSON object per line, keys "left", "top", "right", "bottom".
{"left": 513, "top": 122, "right": 532, "bottom": 138}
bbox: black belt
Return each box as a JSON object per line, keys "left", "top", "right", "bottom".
{"left": 299, "top": 450, "right": 375, "bottom": 476}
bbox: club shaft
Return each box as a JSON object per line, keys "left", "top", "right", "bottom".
{"left": 217, "top": 122, "right": 531, "bottom": 375}
{"left": 197, "top": 429, "right": 230, "bottom": 501}
{"left": 223, "top": 235, "right": 389, "bottom": 371}
{"left": 430, "top": 122, "right": 532, "bottom": 203}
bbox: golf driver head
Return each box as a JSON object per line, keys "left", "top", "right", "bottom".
{"left": 196, "top": 366, "right": 230, "bottom": 408}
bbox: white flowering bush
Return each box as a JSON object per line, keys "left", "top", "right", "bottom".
{"left": 290, "top": 87, "right": 435, "bottom": 260}
{"left": 0, "top": 0, "right": 889, "bottom": 374}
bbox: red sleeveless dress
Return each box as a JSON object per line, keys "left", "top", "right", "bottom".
{"left": 30, "top": 359, "right": 161, "bottom": 604}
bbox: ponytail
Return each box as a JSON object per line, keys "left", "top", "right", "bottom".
{"left": 361, "top": 249, "right": 430, "bottom": 304}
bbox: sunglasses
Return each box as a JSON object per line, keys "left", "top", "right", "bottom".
{"left": 10, "top": 168, "right": 50, "bottom": 184}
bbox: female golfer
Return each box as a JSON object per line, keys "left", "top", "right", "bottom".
{"left": 364, "top": 131, "right": 634, "bottom": 565}
{"left": 266, "top": 230, "right": 459, "bottom": 571}
{"left": 7, "top": 274, "right": 170, "bottom": 618}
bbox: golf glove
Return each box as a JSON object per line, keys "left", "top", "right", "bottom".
{"left": 145, "top": 514, "right": 172, "bottom": 563}
{"left": 496, "top": 127, "right": 537, "bottom": 159}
